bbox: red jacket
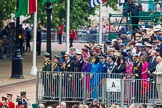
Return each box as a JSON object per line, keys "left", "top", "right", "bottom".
{"left": 70, "top": 29, "right": 76, "bottom": 39}
{"left": 7, "top": 102, "right": 15, "bottom": 108}
{"left": 58, "top": 25, "right": 64, "bottom": 35}
{"left": 0, "top": 102, "right": 2, "bottom": 107}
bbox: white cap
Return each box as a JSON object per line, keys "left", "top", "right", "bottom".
{"left": 144, "top": 42, "right": 152, "bottom": 47}
{"left": 135, "top": 43, "right": 143, "bottom": 47}
{"left": 75, "top": 50, "right": 82, "bottom": 55}
{"left": 153, "top": 25, "right": 162, "bottom": 32}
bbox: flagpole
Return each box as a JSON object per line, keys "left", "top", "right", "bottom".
{"left": 66, "top": 0, "right": 70, "bottom": 52}
{"left": 30, "top": 0, "right": 37, "bottom": 75}
{"left": 99, "top": 1, "right": 102, "bottom": 45}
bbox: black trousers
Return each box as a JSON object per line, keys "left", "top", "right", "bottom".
{"left": 134, "top": 79, "right": 141, "bottom": 103}
{"left": 58, "top": 34, "right": 62, "bottom": 44}
{"left": 26, "top": 40, "right": 30, "bottom": 52}
{"left": 131, "top": 17, "right": 139, "bottom": 31}
{"left": 70, "top": 38, "right": 74, "bottom": 47}
{"left": 37, "top": 43, "right": 41, "bottom": 55}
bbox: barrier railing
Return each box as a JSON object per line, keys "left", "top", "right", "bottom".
{"left": 36, "top": 71, "right": 158, "bottom": 107}
{"left": 41, "top": 31, "right": 116, "bottom": 43}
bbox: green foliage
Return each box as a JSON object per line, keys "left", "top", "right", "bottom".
{"left": 0, "top": 0, "right": 118, "bottom": 29}
{"left": 37, "top": 0, "right": 118, "bottom": 30}
{"left": 0, "top": 0, "right": 16, "bottom": 27}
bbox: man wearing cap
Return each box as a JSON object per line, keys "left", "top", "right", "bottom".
{"left": 7, "top": 94, "right": 15, "bottom": 108}
{"left": 103, "top": 40, "right": 111, "bottom": 53}
{"left": 135, "top": 33, "right": 142, "bottom": 43}
{"left": 96, "top": 45, "right": 104, "bottom": 56}
{"left": 73, "top": 50, "right": 84, "bottom": 98}
{"left": 69, "top": 47, "right": 76, "bottom": 62}
{"left": 132, "top": 54, "right": 142, "bottom": 103}
{"left": 98, "top": 55, "right": 109, "bottom": 97}
{"left": 0, "top": 97, "right": 8, "bottom": 108}
{"left": 42, "top": 52, "right": 52, "bottom": 97}
{"left": 61, "top": 52, "right": 73, "bottom": 99}
{"left": 144, "top": 42, "right": 153, "bottom": 61}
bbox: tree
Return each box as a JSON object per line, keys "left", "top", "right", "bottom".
{"left": 37, "top": 0, "right": 118, "bottom": 30}
{"left": 0, "top": 0, "right": 118, "bottom": 29}
{"left": 0, "top": 0, "right": 16, "bottom": 27}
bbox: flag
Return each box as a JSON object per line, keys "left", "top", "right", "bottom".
{"left": 89, "top": 0, "right": 107, "bottom": 8}
{"left": 42, "top": 0, "right": 57, "bottom": 5}
{"left": 15, "top": 0, "right": 36, "bottom": 17}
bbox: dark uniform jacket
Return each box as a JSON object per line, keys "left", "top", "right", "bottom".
{"left": 133, "top": 59, "right": 142, "bottom": 79}
{"left": 73, "top": 58, "right": 84, "bottom": 72}
{"left": 42, "top": 59, "right": 52, "bottom": 84}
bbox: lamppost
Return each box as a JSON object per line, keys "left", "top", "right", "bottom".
{"left": 11, "top": 0, "right": 24, "bottom": 79}
{"left": 46, "top": 0, "right": 52, "bottom": 59}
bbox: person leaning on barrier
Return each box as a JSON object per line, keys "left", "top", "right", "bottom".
{"left": 61, "top": 52, "right": 73, "bottom": 99}
{"left": 132, "top": 54, "right": 142, "bottom": 103}
{"left": 41, "top": 52, "right": 52, "bottom": 98}
{"left": 72, "top": 50, "right": 84, "bottom": 98}
{"left": 153, "top": 56, "right": 162, "bottom": 101}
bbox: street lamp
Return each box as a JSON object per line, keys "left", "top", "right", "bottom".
{"left": 46, "top": 0, "right": 52, "bottom": 59}
{"left": 11, "top": 0, "right": 24, "bottom": 79}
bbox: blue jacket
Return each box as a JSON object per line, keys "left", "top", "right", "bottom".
{"left": 98, "top": 61, "right": 108, "bottom": 73}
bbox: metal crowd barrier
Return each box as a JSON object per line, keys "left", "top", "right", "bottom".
{"left": 36, "top": 71, "right": 158, "bottom": 107}
{"left": 41, "top": 31, "right": 116, "bottom": 43}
